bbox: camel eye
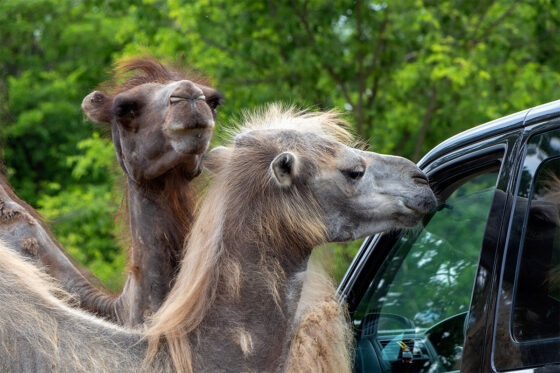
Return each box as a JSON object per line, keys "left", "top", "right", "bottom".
{"left": 112, "top": 97, "right": 142, "bottom": 129}
{"left": 341, "top": 168, "right": 365, "bottom": 180}
{"left": 114, "top": 100, "right": 139, "bottom": 117}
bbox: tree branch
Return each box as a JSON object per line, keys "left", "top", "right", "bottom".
{"left": 366, "top": 72, "right": 381, "bottom": 109}
{"left": 355, "top": 8, "right": 388, "bottom": 135}
{"left": 413, "top": 85, "right": 438, "bottom": 161}
{"left": 363, "top": 14, "right": 388, "bottom": 79}
{"left": 197, "top": 34, "right": 263, "bottom": 69}
{"left": 323, "top": 65, "right": 354, "bottom": 107}
{"left": 469, "top": 0, "right": 519, "bottom": 50}
{"left": 356, "top": 0, "right": 365, "bottom": 136}
{"left": 365, "top": 15, "right": 388, "bottom": 109}
{"left": 290, "top": 0, "right": 354, "bottom": 108}
{"left": 469, "top": 0, "right": 496, "bottom": 42}
{"left": 290, "top": 0, "right": 314, "bottom": 42}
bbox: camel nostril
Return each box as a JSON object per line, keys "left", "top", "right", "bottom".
{"left": 412, "top": 172, "right": 429, "bottom": 186}
{"left": 91, "top": 92, "right": 105, "bottom": 103}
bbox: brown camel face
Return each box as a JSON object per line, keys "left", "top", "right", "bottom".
{"left": 82, "top": 79, "right": 222, "bottom": 182}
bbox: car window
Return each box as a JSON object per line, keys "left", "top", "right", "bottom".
{"left": 353, "top": 172, "right": 498, "bottom": 373}
{"left": 512, "top": 157, "right": 560, "bottom": 341}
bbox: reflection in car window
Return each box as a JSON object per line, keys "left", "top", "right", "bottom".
{"left": 513, "top": 158, "right": 560, "bottom": 341}
{"left": 353, "top": 172, "right": 498, "bottom": 373}
{"left": 494, "top": 129, "right": 560, "bottom": 371}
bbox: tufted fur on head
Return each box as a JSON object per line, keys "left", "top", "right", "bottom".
{"left": 231, "top": 104, "right": 353, "bottom": 143}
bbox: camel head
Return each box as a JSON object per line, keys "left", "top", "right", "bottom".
{"left": 81, "top": 58, "right": 223, "bottom": 183}
{"left": 309, "top": 144, "right": 437, "bottom": 241}
{"left": 205, "top": 106, "right": 437, "bottom": 245}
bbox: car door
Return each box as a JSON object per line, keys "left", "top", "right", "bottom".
{"left": 489, "top": 123, "right": 560, "bottom": 372}
{"left": 339, "top": 131, "right": 520, "bottom": 372}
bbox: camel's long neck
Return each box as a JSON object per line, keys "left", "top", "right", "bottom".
{"left": 118, "top": 175, "right": 192, "bottom": 326}
{"left": 195, "top": 236, "right": 311, "bottom": 372}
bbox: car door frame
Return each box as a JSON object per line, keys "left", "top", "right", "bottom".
{"left": 484, "top": 119, "right": 560, "bottom": 373}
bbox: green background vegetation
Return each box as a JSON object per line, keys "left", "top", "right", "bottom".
{"left": 2, "top": 0, "right": 560, "bottom": 291}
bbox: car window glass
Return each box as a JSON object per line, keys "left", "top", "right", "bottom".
{"left": 512, "top": 157, "right": 560, "bottom": 341}
{"left": 353, "top": 172, "right": 498, "bottom": 373}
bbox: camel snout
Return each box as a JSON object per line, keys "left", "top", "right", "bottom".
{"left": 406, "top": 188, "right": 437, "bottom": 214}
{"left": 171, "top": 80, "right": 204, "bottom": 103}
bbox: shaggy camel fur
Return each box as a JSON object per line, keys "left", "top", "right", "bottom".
{"left": 286, "top": 263, "right": 353, "bottom": 372}
{"left": 0, "top": 105, "right": 436, "bottom": 372}
{"left": 0, "top": 58, "right": 223, "bottom": 325}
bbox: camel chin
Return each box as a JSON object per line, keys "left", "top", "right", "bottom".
{"left": 168, "top": 129, "right": 213, "bottom": 155}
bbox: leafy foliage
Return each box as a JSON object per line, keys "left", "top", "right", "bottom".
{"left": 2, "top": 0, "right": 560, "bottom": 289}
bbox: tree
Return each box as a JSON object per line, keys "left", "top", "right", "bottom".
{"left": 3, "top": 0, "right": 560, "bottom": 286}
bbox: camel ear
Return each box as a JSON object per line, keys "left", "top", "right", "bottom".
{"left": 203, "top": 146, "right": 231, "bottom": 174}
{"left": 270, "top": 152, "right": 298, "bottom": 187}
{"left": 82, "top": 91, "right": 113, "bottom": 124}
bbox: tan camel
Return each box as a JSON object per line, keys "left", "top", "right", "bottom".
{"left": 0, "top": 57, "right": 223, "bottom": 325}
{"left": 0, "top": 105, "right": 436, "bottom": 372}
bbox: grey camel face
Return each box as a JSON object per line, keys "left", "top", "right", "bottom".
{"left": 310, "top": 143, "right": 437, "bottom": 241}
{"left": 82, "top": 79, "right": 222, "bottom": 182}
{"left": 218, "top": 128, "right": 437, "bottom": 243}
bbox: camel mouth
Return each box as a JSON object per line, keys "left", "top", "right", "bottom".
{"left": 165, "top": 117, "right": 215, "bottom": 137}
{"left": 402, "top": 192, "right": 437, "bottom": 215}
{"left": 167, "top": 127, "right": 213, "bottom": 139}
{"left": 394, "top": 200, "right": 431, "bottom": 228}
{"left": 169, "top": 129, "right": 213, "bottom": 155}
{"left": 403, "top": 203, "right": 425, "bottom": 215}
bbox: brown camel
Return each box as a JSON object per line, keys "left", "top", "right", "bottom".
{"left": 0, "top": 58, "right": 223, "bottom": 326}
{"left": 0, "top": 105, "right": 437, "bottom": 372}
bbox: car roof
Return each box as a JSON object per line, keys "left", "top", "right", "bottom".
{"left": 418, "top": 99, "right": 560, "bottom": 168}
